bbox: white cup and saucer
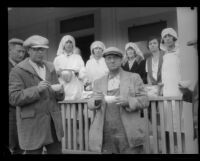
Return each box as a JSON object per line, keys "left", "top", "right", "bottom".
{"left": 51, "top": 84, "right": 63, "bottom": 92}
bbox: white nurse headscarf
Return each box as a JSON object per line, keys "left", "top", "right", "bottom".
{"left": 125, "top": 42, "right": 144, "bottom": 60}
{"left": 56, "top": 35, "right": 76, "bottom": 56}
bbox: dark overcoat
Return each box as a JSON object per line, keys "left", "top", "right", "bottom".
{"left": 122, "top": 58, "right": 147, "bottom": 84}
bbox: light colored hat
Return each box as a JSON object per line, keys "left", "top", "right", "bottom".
{"left": 161, "top": 28, "right": 178, "bottom": 43}
{"left": 23, "top": 35, "right": 49, "bottom": 48}
{"left": 90, "top": 41, "right": 105, "bottom": 54}
{"left": 125, "top": 42, "right": 144, "bottom": 59}
{"left": 56, "top": 35, "right": 76, "bottom": 56}
{"left": 103, "top": 47, "right": 123, "bottom": 58}
{"left": 8, "top": 38, "right": 24, "bottom": 45}
{"left": 160, "top": 28, "right": 179, "bottom": 51}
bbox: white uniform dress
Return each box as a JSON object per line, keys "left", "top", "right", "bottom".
{"left": 161, "top": 48, "right": 187, "bottom": 132}
{"left": 85, "top": 57, "right": 109, "bottom": 86}
{"left": 162, "top": 48, "right": 182, "bottom": 97}
{"left": 53, "top": 53, "right": 85, "bottom": 100}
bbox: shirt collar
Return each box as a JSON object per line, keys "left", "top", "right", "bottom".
{"left": 29, "top": 59, "right": 44, "bottom": 69}
{"left": 164, "top": 45, "right": 179, "bottom": 53}
{"left": 108, "top": 72, "right": 120, "bottom": 80}
{"left": 64, "top": 51, "right": 73, "bottom": 57}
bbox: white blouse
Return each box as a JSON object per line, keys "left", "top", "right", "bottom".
{"left": 85, "top": 57, "right": 108, "bottom": 83}
{"left": 53, "top": 53, "right": 85, "bottom": 74}
{"left": 107, "top": 74, "right": 120, "bottom": 91}
{"left": 145, "top": 57, "right": 159, "bottom": 81}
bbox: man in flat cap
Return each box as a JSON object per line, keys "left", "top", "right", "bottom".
{"left": 8, "top": 38, "right": 25, "bottom": 154}
{"left": 9, "top": 35, "right": 64, "bottom": 154}
{"left": 88, "top": 47, "right": 149, "bottom": 154}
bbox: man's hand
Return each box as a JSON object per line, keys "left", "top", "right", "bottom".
{"left": 37, "top": 80, "right": 51, "bottom": 93}
{"left": 115, "top": 96, "right": 129, "bottom": 107}
{"left": 57, "top": 84, "right": 64, "bottom": 93}
{"left": 93, "top": 91, "right": 104, "bottom": 106}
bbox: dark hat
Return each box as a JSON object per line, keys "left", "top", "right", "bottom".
{"left": 103, "top": 47, "right": 123, "bottom": 58}
{"left": 8, "top": 38, "right": 24, "bottom": 45}
{"left": 23, "top": 35, "right": 49, "bottom": 48}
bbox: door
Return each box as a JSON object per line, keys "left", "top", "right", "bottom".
{"left": 75, "top": 34, "right": 94, "bottom": 64}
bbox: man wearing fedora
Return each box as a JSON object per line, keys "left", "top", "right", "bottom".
{"left": 9, "top": 35, "right": 64, "bottom": 154}
{"left": 88, "top": 47, "right": 149, "bottom": 154}
{"left": 9, "top": 38, "right": 25, "bottom": 154}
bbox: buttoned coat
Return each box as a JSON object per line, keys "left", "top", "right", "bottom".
{"left": 122, "top": 58, "right": 147, "bottom": 84}
{"left": 88, "top": 69, "right": 149, "bottom": 152}
{"left": 9, "top": 58, "right": 64, "bottom": 150}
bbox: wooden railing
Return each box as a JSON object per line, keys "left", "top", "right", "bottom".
{"left": 144, "top": 96, "right": 184, "bottom": 154}
{"left": 59, "top": 96, "right": 197, "bottom": 154}
{"left": 59, "top": 100, "right": 98, "bottom": 154}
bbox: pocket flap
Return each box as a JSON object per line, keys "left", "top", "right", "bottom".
{"left": 20, "top": 108, "right": 35, "bottom": 119}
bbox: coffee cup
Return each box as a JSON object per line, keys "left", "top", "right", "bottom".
{"left": 104, "top": 95, "right": 116, "bottom": 103}
{"left": 51, "top": 84, "right": 62, "bottom": 92}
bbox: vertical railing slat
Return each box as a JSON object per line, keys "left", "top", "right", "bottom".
{"left": 151, "top": 101, "right": 158, "bottom": 153}
{"left": 61, "top": 104, "right": 66, "bottom": 151}
{"left": 84, "top": 103, "right": 89, "bottom": 151}
{"left": 144, "top": 108, "right": 150, "bottom": 153}
{"left": 168, "top": 100, "right": 175, "bottom": 153}
{"left": 72, "top": 104, "right": 77, "bottom": 150}
{"left": 67, "top": 104, "right": 72, "bottom": 150}
{"left": 158, "top": 101, "right": 167, "bottom": 154}
{"left": 78, "top": 103, "right": 84, "bottom": 150}
{"left": 179, "top": 101, "right": 185, "bottom": 153}
{"left": 175, "top": 100, "right": 183, "bottom": 153}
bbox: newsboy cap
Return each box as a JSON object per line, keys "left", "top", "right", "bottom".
{"left": 8, "top": 38, "right": 24, "bottom": 45}
{"left": 103, "top": 47, "right": 123, "bottom": 58}
{"left": 23, "top": 35, "right": 49, "bottom": 48}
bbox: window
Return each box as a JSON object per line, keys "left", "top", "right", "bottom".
{"left": 60, "top": 14, "right": 94, "bottom": 33}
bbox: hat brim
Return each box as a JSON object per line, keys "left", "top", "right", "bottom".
{"left": 103, "top": 52, "right": 123, "bottom": 58}
{"left": 31, "top": 45, "right": 49, "bottom": 49}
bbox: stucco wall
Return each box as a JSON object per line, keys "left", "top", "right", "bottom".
{"left": 177, "top": 7, "right": 198, "bottom": 90}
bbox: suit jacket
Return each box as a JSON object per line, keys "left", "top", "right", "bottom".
{"left": 9, "top": 58, "right": 64, "bottom": 150}
{"left": 87, "top": 68, "right": 149, "bottom": 152}
{"left": 122, "top": 59, "right": 147, "bottom": 84}
{"left": 9, "top": 60, "right": 16, "bottom": 110}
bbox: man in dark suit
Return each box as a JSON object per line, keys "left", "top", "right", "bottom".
{"left": 8, "top": 38, "right": 25, "bottom": 154}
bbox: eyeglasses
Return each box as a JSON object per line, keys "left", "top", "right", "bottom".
{"left": 31, "top": 47, "right": 47, "bottom": 52}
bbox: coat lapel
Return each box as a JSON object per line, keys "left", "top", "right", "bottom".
{"left": 17, "top": 58, "right": 43, "bottom": 81}
{"left": 43, "top": 62, "right": 52, "bottom": 82}
{"left": 156, "top": 51, "right": 164, "bottom": 82}
{"left": 18, "top": 58, "right": 55, "bottom": 82}
{"left": 100, "top": 74, "right": 108, "bottom": 95}
{"left": 131, "top": 61, "right": 138, "bottom": 72}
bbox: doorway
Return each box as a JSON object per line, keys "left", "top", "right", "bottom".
{"left": 75, "top": 34, "right": 94, "bottom": 64}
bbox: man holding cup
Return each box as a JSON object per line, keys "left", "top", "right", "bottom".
{"left": 88, "top": 47, "right": 149, "bottom": 154}
{"left": 9, "top": 35, "right": 64, "bottom": 154}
